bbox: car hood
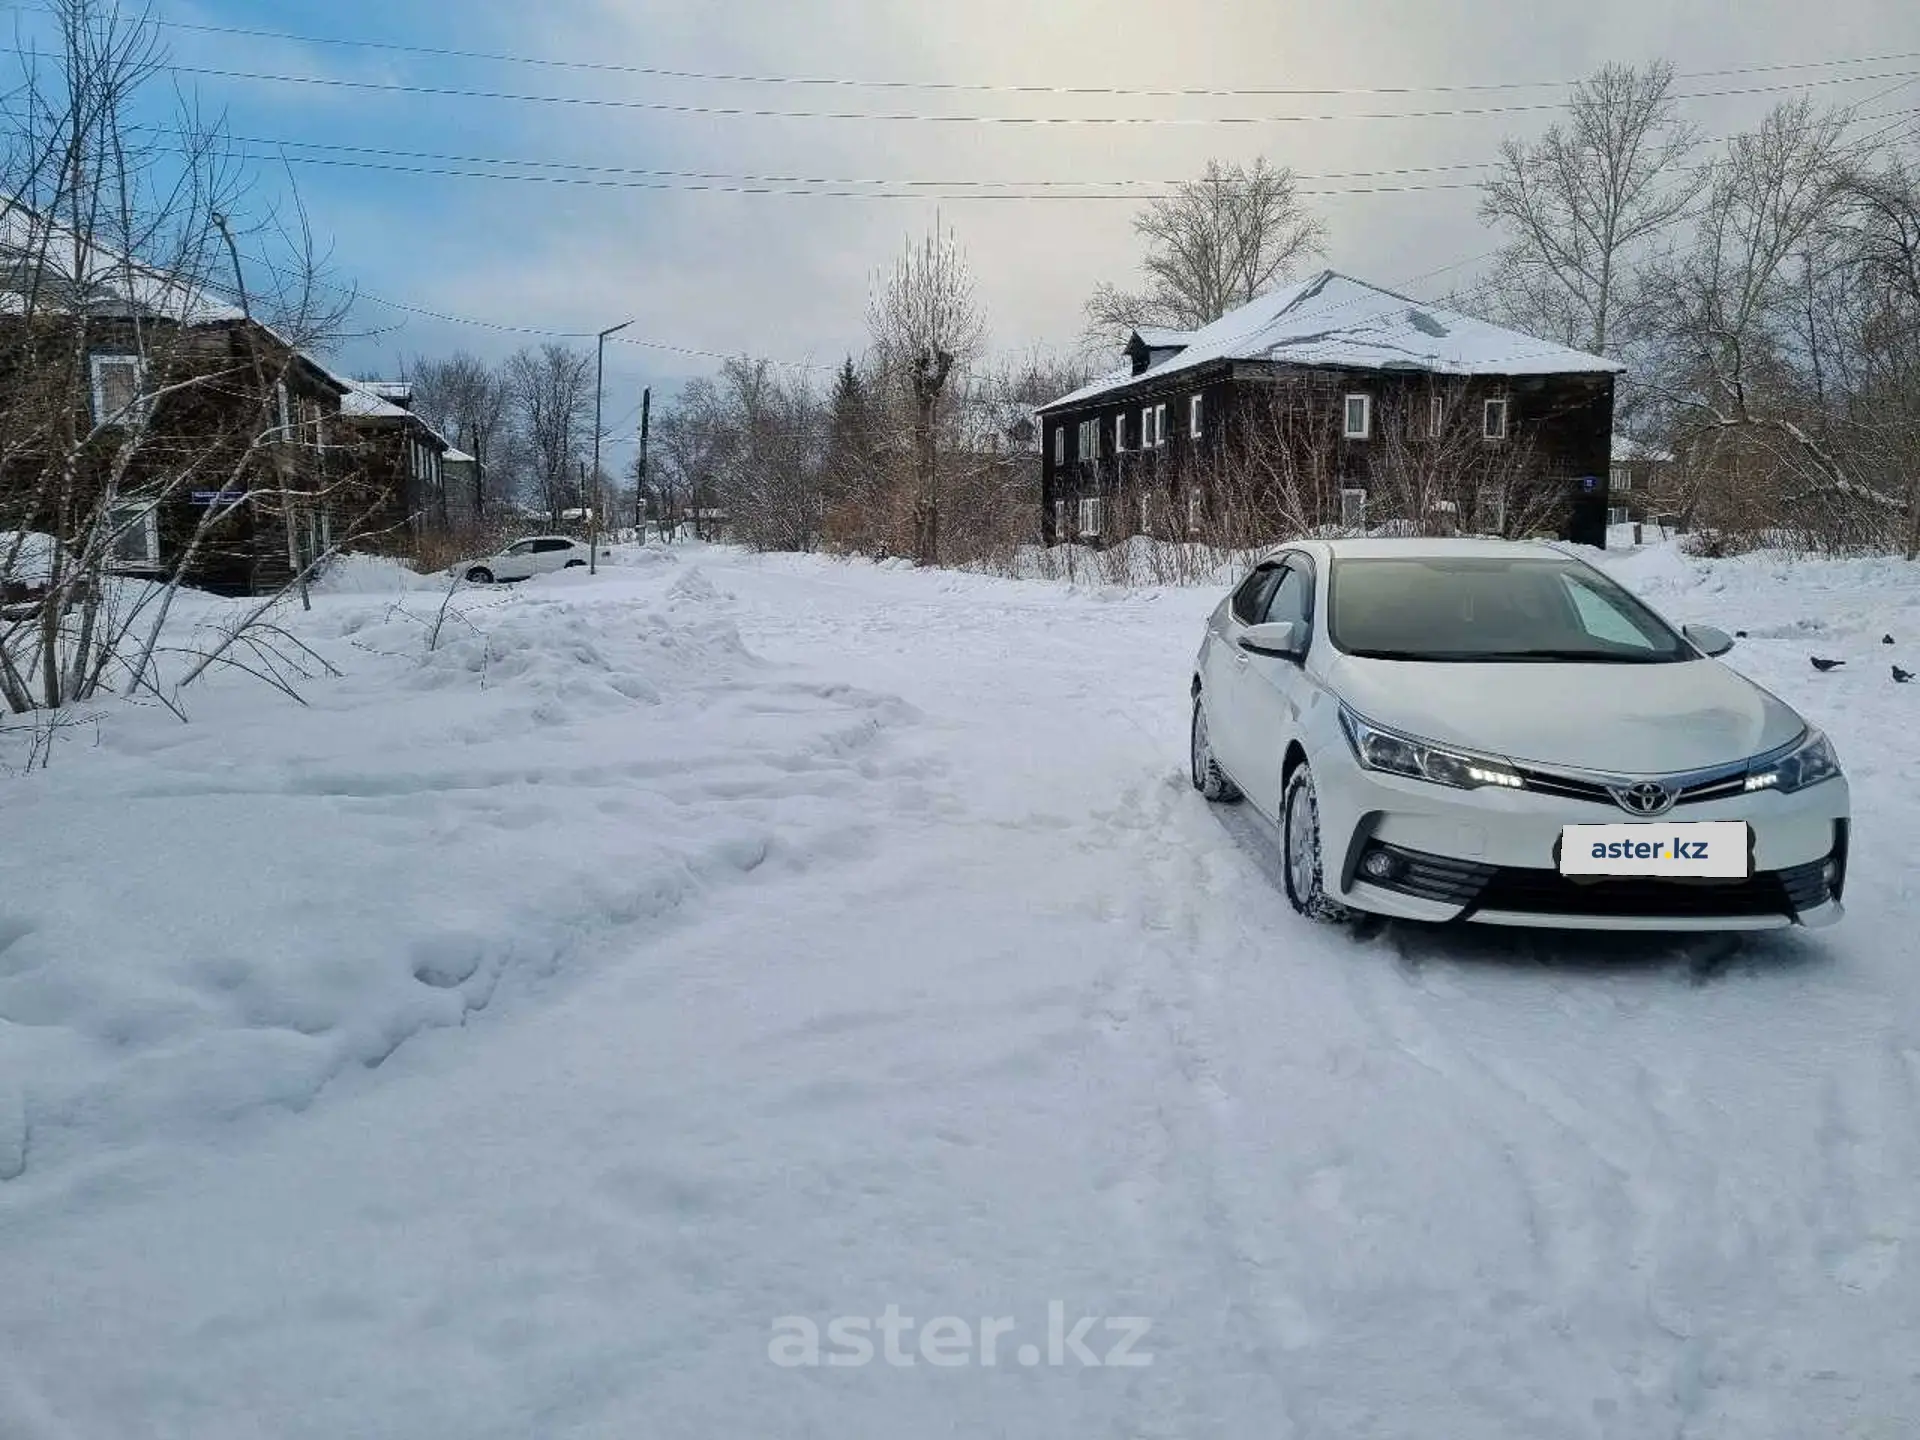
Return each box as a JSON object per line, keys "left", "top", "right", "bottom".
{"left": 1322, "top": 654, "right": 1806, "bottom": 775}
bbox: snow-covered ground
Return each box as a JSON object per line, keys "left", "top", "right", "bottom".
{"left": 2, "top": 539, "right": 1918, "bottom": 1438}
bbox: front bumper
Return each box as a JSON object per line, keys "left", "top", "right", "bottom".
{"left": 1313, "top": 754, "right": 1851, "bottom": 931}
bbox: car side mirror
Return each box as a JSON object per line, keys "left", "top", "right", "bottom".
{"left": 1239, "top": 620, "right": 1306, "bottom": 660}
{"left": 1684, "top": 623, "right": 1734, "bottom": 657}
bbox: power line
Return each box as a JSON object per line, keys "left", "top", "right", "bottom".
{"left": 9, "top": 3, "right": 1916, "bottom": 101}
{"left": 163, "top": 62, "right": 1920, "bottom": 127}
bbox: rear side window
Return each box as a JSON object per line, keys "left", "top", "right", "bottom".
{"left": 534, "top": 538, "right": 573, "bottom": 553}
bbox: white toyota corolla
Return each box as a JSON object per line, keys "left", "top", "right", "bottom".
{"left": 1190, "top": 538, "right": 1849, "bottom": 931}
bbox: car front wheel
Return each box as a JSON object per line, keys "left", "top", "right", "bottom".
{"left": 1282, "top": 764, "right": 1350, "bottom": 923}
{"left": 564, "top": 558, "right": 587, "bottom": 568}
{"left": 1190, "top": 694, "right": 1241, "bottom": 803}
{"left": 465, "top": 566, "right": 494, "bottom": 584}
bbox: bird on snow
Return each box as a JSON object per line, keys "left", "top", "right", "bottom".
{"left": 1810, "top": 656, "right": 1846, "bottom": 672}
{"left": 1896, "top": 665, "right": 1915, "bottom": 684}
{"left": 1885, "top": 634, "right": 1897, "bottom": 645}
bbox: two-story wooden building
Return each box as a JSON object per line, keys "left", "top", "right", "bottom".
{"left": 1038, "top": 270, "right": 1623, "bottom": 549}
{"left": 333, "top": 378, "right": 452, "bottom": 550}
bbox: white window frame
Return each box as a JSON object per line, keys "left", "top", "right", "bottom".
{"left": 1052, "top": 426, "right": 1065, "bottom": 466}
{"left": 1608, "top": 505, "right": 1631, "bottom": 527}
{"left": 1052, "top": 497, "right": 1066, "bottom": 540}
{"left": 105, "top": 499, "right": 160, "bottom": 569}
{"left": 90, "top": 353, "right": 147, "bottom": 426}
{"left": 1114, "top": 412, "right": 1127, "bottom": 452}
{"left": 1430, "top": 394, "right": 1446, "bottom": 439}
{"left": 1610, "top": 465, "right": 1632, "bottom": 492}
{"left": 1339, "top": 486, "right": 1368, "bottom": 530}
{"left": 1343, "top": 394, "right": 1372, "bottom": 441}
{"left": 1187, "top": 488, "right": 1202, "bottom": 533}
{"left": 1154, "top": 402, "right": 1169, "bottom": 448}
{"left": 1483, "top": 397, "right": 1510, "bottom": 442}
{"left": 1078, "top": 417, "right": 1099, "bottom": 462}
{"left": 1078, "top": 496, "right": 1104, "bottom": 537}
{"left": 1141, "top": 405, "right": 1154, "bottom": 449}
{"left": 1189, "top": 394, "right": 1203, "bottom": 438}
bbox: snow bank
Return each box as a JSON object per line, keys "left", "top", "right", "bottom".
{"left": 0, "top": 559, "right": 915, "bottom": 1183}
{"left": 310, "top": 551, "right": 443, "bottom": 594}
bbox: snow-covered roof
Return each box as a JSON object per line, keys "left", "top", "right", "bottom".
{"left": 1611, "top": 433, "right": 1674, "bottom": 464}
{"left": 362, "top": 381, "right": 413, "bottom": 405}
{"left": 1044, "top": 270, "right": 1624, "bottom": 412}
{"left": 0, "top": 200, "right": 245, "bottom": 324}
{"left": 443, "top": 446, "right": 475, "bottom": 464}
{"left": 1131, "top": 327, "right": 1195, "bottom": 350}
{"left": 335, "top": 375, "right": 451, "bottom": 447}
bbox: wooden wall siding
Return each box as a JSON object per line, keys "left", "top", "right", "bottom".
{"left": 0, "top": 316, "right": 348, "bottom": 594}
{"left": 1041, "top": 362, "right": 1613, "bottom": 548}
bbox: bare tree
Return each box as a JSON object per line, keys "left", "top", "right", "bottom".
{"left": 406, "top": 352, "right": 511, "bottom": 519}
{"left": 505, "top": 343, "right": 592, "bottom": 524}
{"left": 1479, "top": 62, "right": 1702, "bottom": 358}
{"left": 868, "top": 222, "right": 985, "bottom": 564}
{"left": 0, "top": 0, "right": 358, "bottom": 724}
{"left": 1086, "top": 158, "right": 1325, "bottom": 345}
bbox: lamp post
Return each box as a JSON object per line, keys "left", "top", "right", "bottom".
{"left": 591, "top": 319, "right": 634, "bottom": 574}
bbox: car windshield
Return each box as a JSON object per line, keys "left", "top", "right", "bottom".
{"left": 1327, "top": 555, "right": 1692, "bottom": 663}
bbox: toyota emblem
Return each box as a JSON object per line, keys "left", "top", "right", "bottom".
{"left": 1611, "top": 781, "right": 1676, "bottom": 816}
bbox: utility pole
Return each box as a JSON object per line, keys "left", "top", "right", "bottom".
{"left": 636, "top": 387, "right": 651, "bottom": 540}
{"left": 591, "top": 319, "right": 635, "bottom": 575}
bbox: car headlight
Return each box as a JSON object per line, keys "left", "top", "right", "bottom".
{"left": 1338, "top": 706, "right": 1524, "bottom": 791}
{"left": 1744, "top": 728, "right": 1842, "bottom": 794}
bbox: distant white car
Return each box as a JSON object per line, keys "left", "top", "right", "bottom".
{"left": 455, "top": 536, "right": 590, "bottom": 584}
{"left": 1190, "top": 538, "right": 1850, "bottom": 932}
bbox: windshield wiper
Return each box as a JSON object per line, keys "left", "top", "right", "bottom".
{"left": 1343, "top": 647, "right": 1670, "bottom": 663}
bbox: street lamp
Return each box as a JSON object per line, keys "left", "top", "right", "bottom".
{"left": 591, "top": 319, "right": 635, "bottom": 574}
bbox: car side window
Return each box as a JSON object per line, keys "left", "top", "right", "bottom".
{"left": 505, "top": 541, "right": 536, "bottom": 555}
{"left": 1262, "top": 562, "right": 1312, "bottom": 630}
{"left": 1231, "top": 565, "right": 1283, "bottom": 626}
{"left": 534, "top": 538, "right": 573, "bottom": 553}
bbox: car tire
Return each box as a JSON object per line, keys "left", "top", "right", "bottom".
{"left": 1281, "top": 764, "right": 1350, "bottom": 923}
{"left": 465, "top": 566, "right": 494, "bottom": 584}
{"left": 564, "top": 559, "right": 586, "bottom": 568}
{"left": 1190, "top": 694, "right": 1241, "bottom": 803}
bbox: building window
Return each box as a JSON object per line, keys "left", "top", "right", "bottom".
{"left": 1154, "top": 402, "right": 1168, "bottom": 447}
{"left": 1141, "top": 405, "right": 1154, "bottom": 448}
{"left": 1189, "top": 395, "right": 1204, "bottom": 438}
{"left": 1476, "top": 488, "right": 1506, "bottom": 535}
{"left": 1343, "top": 394, "right": 1372, "bottom": 441}
{"left": 274, "top": 381, "right": 291, "bottom": 436}
{"left": 1339, "top": 486, "right": 1368, "bottom": 529}
{"left": 106, "top": 500, "right": 160, "bottom": 569}
{"left": 1187, "top": 488, "right": 1202, "bottom": 533}
{"left": 90, "top": 354, "right": 147, "bottom": 425}
{"left": 1483, "top": 397, "right": 1509, "bottom": 441}
{"left": 1077, "top": 417, "right": 1099, "bottom": 461}
{"left": 1052, "top": 498, "right": 1066, "bottom": 540}
{"left": 1610, "top": 465, "right": 1632, "bottom": 492}
{"left": 1430, "top": 394, "right": 1446, "bottom": 439}
{"left": 1078, "top": 496, "right": 1104, "bottom": 537}
{"left": 1608, "top": 505, "right": 1631, "bottom": 527}
{"left": 1114, "top": 412, "right": 1128, "bottom": 452}
{"left": 1052, "top": 426, "right": 1065, "bottom": 466}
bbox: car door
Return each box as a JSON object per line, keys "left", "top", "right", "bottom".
{"left": 1204, "top": 560, "right": 1286, "bottom": 787}
{"left": 528, "top": 538, "right": 570, "bottom": 573}
{"left": 1230, "top": 555, "right": 1318, "bottom": 817}
{"left": 496, "top": 540, "right": 538, "bottom": 580}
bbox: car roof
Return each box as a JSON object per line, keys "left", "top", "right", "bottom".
{"left": 1260, "top": 536, "right": 1571, "bottom": 565}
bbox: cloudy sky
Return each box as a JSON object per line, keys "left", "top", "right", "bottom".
{"left": 33, "top": 0, "right": 1920, "bottom": 467}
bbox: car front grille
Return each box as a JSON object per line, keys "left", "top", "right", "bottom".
{"left": 1361, "top": 844, "right": 1839, "bottom": 923}
{"left": 1511, "top": 760, "right": 1754, "bottom": 811}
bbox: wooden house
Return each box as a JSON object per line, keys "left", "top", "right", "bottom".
{"left": 1037, "top": 271, "right": 1623, "bottom": 549}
